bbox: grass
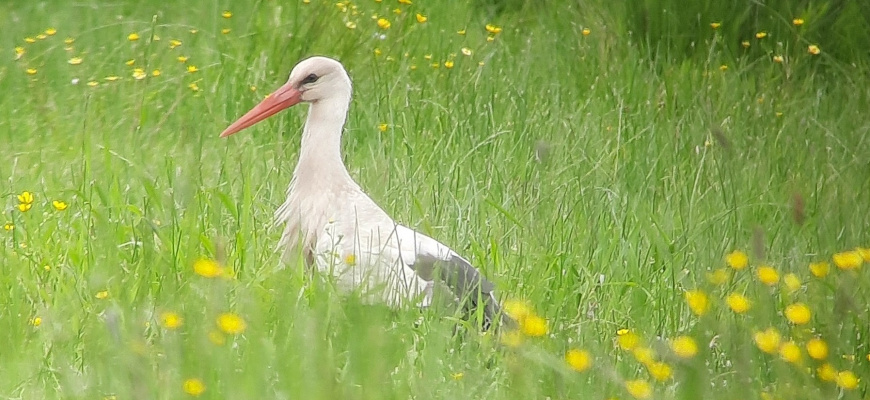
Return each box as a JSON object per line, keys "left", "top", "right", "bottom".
{"left": 2, "top": 0, "right": 869, "bottom": 399}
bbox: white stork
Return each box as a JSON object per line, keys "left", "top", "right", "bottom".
{"left": 220, "top": 56, "right": 507, "bottom": 329}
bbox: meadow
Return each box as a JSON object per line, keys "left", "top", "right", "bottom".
{"left": 2, "top": 0, "right": 869, "bottom": 399}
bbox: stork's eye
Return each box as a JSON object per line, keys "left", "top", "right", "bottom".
{"left": 301, "top": 73, "right": 319, "bottom": 84}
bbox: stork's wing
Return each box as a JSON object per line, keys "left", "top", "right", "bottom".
{"left": 393, "top": 225, "right": 511, "bottom": 330}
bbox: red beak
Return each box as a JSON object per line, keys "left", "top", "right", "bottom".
{"left": 220, "top": 81, "right": 303, "bottom": 138}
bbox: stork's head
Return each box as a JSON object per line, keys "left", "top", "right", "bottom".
{"left": 220, "top": 56, "right": 352, "bottom": 138}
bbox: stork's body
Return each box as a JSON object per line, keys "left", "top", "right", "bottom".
{"left": 221, "top": 56, "right": 504, "bottom": 327}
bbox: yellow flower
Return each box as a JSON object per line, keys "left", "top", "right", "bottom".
{"left": 169, "top": 39, "right": 182, "bottom": 49}
{"left": 152, "top": 69, "right": 161, "bottom": 77}
{"left": 376, "top": 123, "right": 389, "bottom": 132}
{"left": 779, "top": 341, "right": 802, "bottom": 364}
{"left": 670, "top": 336, "right": 698, "bottom": 358}
{"left": 710, "top": 22, "right": 721, "bottom": 29}
{"left": 754, "top": 327, "right": 781, "bottom": 354}
{"left": 624, "top": 379, "right": 652, "bottom": 399}
{"left": 187, "top": 65, "right": 199, "bottom": 73}
{"left": 706, "top": 268, "right": 730, "bottom": 285}
{"left": 485, "top": 24, "right": 502, "bottom": 34}
{"left": 36, "top": 33, "right": 48, "bottom": 40}
{"left": 444, "top": 60, "right": 454, "bottom": 69}
{"left": 188, "top": 83, "right": 200, "bottom": 92}
{"left": 755, "top": 31, "right": 767, "bottom": 39}
{"left": 87, "top": 81, "right": 99, "bottom": 87}
{"left": 127, "top": 33, "right": 140, "bottom": 41}
{"left": 160, "top": 312, "right": 183, "bottom": 329}
{"left": 741, "top": 40, "right": 751, "bottom": 48}
{"left": 132, "top": 68, "right": 147, "bottom": 80}
{"left": 836, "top": 371, "right": 859, "bottom": 390}
{"left": 817, "top": 363, "right": 837, "bottom": 381}
{"left": 345, "top": 21, "right": 357, "bottom": 29}
{"left": 221, "top": 28, "right": 231, "bottom": 35}
{"left": 125, "top": 59, "right": 135, "bottom": 66}
{"left": 68, "top": 57, "right": 83, "bottom": 65}
{"left": 177, "top": 56, "right": 189, "bottom": 63}
{"left": 793, "top": 18, "right": 805, "bottom": 26}
{"left": 377, "top": 18, "right": 391, "bottom": 29}
{"left": 726, "top": 293, "right": 751, "bottom": 313}
{"left": 809, "top": 261, "right": 830, "bottom": 277}
{"left": 182, "top": 378, "right": 205, "bottom": 396}
{"left": 500, "top": 330, "right": 524, "bottom": 347}
{"left": 833, "top": 250, "right": 862, "bottom": 270}
{"left": 52, "top": 200, "right": 68, "bottom": 211}
{"left": 783, "top": 273, "right": 801, "bottom": 293}
{"left": 457, "top": 29, "right": 466, "bottom": 35}
{"left": 647, "top": 362, "right": 672, "bottom": 381}
{"left": 18, "top": 203, "right": 32, "bottom": 212}
{"left": 64, "top": 37, "right": 74, "bottom": 45}
{"left": 216, "top": 313, "right": 246, "bottom": 334}
{"left": 582, "top": 28, "right": 591, "bottom": 36}
{"left": 684, "top": 290, "right": 710, "bottom": 316}
{"left": 105, "top": 76, "right": 120, "bottom": 81}
{"left": 208, "top": 330, "right": 226, "bottom": 345}
{"left": 806, "top": 338, "right": 828, "bottom": 360}
{"left": 632, "top": 346, "right": 655, "bottom": 365}
{"left": 617, "top": 330, "right": 642, "bottom": 350}
{"left": 756, "top": 265, "right": 780, "bottom": 286}
{"left": 726, "top": 250, "right": 748, "bottom": 270}
{"left": 857, "top": 247, "right": 870, "bottom": 262}
{"left": 15, "top": 46, "right": 25, "bottom": 57}
{"left": 25, "top": 68, "right": 37, "bottom": 75}
{"left": 30, "top": 317, "right": 42, "bottom": 326}
{"left": 18, "top": 191, "right": 34, "bottom": 204}
{"left": 95, "top": 290, "right": 109, "bottom": 299}
{"left": 773, "top": 55, "right": 784, "bottom": 63}
{"left": 3, "top": 223, "right": 13, "bottom": 231}
{"left": 45, "top": 28, "right": 57, "bottom": 35}
{"left": 222, "top": 10, "right": 232, "bottom": 18}
{"left": 807, "top": 45, "right": 821, "bottom": 55}
{"left": 785, "top": 303, "right": 811, "bottom": 325}
{"left": 415, "top": 13, "right": 427, "bottom": 23}
{"left": 565, "top": 349, "right": 592, "bottom": 372}
{"left": 398, "top": 0, "right": 412, "bottom": 4}
{"left": 520, "top": 315, "right": 548, "bottom": 337}
{"left": 25, "top": 37, "right": 36, "bottom": 43}
{"left": 193, "top": 259, "right": 223, "bottom": 277}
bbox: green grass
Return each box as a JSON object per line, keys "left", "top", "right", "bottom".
{"left": 2, "top": 1, "right": 869, "bottom": 399}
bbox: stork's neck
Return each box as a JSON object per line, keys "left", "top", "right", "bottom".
{"left": 294, "top": 96, "right": 352, "bottom": 182}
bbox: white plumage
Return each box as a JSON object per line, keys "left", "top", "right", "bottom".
{"left": 221, "top": 56, "right": 505, "bottom": 328}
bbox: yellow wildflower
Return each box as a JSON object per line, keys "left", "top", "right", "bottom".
{"left": 132, "top": 68, "right": 147, "bottom": 80}
{"left": 105, "top": 76, "right": 120, "bottom": 81}
{"left": 632, "top": 346, "right": 655, "bottom": 365}
{"left": 398, "top": 0, "right": 412, "bottom": 4}
{"left": 756, "top": 31, "right": 767, "bottom": 39}
{"left": 726, "top": 250, "right": 749, "bottom": 270}
{"left": 345, "top": 21, "right": 357, "bottom": 29}
{"left": 95, "top": 290, "right": 109, "bottom": 299}
{"left": 726, "top": 293, "right": 751, "bottom": 313}
{"left": 193, "top": 259, "right": 222, "bottom": 277}
{"left": 45, "top": 28, "right": 57, "bottom": 35}
{"left": 377, "top": 18, "right": 391, "bottom": 29}
{"left": 783, "top": 273, "right": 801, "bottom": 293}
{"left": 444, "top": 60, "right": 454, "bottom": 69}
{"left": 809, "top": 261, "right": 830, "bottom": 277}
{"left": 377, "top": 123, "right": 389, "bottom": 132}
{"left": 565, "top": 349, "right": 592, "bottom": 372}
{"left": 68, "top": 57, "right": 83, "bottom": 65}
{"left": 836, "top": 371, "right": 859, "bottom": 390}
{"left": 833, "top": 250, "right": 862, "bottom": 270}
{"left": 710, "top": 22, "right": 721, "bottom": 29}
{"left": 187, "top": 65, "right": 199, "bottom": 73}
{"left": 170, "top": 39, "right": 182, "bottom": 49}
{"left": 670, "top": 336, "right": 698, "bottom": 358}
{"left": 817, "top": 363, "right": 837, "bottom": 381}
{"left": 647, "top": 362, "right": 672, "bottom": 381}
{"left": 3, "top": 223, "right": 13, "bottom": 231}
{"left": 221, "top": 28, "right": 231, "bottom": 34}
{"left": 87, "top": 81, "right": 99, "bottom": 87}
{"left": 625, "top": 379, "right": 652, "bottom": 399}
{"left": 18, "top": 203, "right": 32, "bottom": 212}
{"left": 64, "top": 37, "right": 74, "bottom": 45}
{"left": 785, "top": 303, "right": 811, "bottom": 325}
{"left": 182, "top": 378, "right": 205, "bottom": 396}
{"left": 125, "top": 59, "right": 135, "bottom": 66}
{"left": 741, "top": 41, "right": 750, "bottom": 48}
{"left": 793, "top": 18, "right": 804, "bottom": 26}
{"left": 503, "top": 299, "right": 532, "bottom": 321}
{"left": 216, "top": 313, "right": 246, "bottom": 334}
{"left": 582, "top": 28, "right": 591, "bottom": 36}
{"left": 520, "top": 315, "right": 548, "bottom": 337}
{"left": 754, "top": 327, "right": 781, "bottom": 354}
{"left": 25, "top": 37, "right": 36, "bottom": 43}
{"left": 160, "top": 312, "right": 183, "bottom": 329}
{"left": 152, "top": 69, "right": 161, "bottom": 77}
{"left": 756, "top": 265, "right": 780, "bottom": 286}
{"left": 25, "top": 68, "right": 37, "bottom": 75}
{"left": 617, "top": 330, "right": 642, "bottom": 350}
{"left": 684, "top": 290, "right": 709, "bottom": 316}
{"left": 773, "top": 55, "right": 784, "bottom": 63}
{"left": 857, "top": 247, "right": 870, "bottom": 262}
{"left": 457, "top": 29, "right": 466, "bottom": 35}
{"left": 18, "top": 191, "right": 33, "bottom": 205}
{"left": 188, "top": 83, "right": 200, "bottom": 92}
{"left": 706, "top": 268, "right": 730, "bottom": 285}
{"left": 222, "top": 10, "right": 232, "bottom": 18}
{"left": 127, "top": 33, "right": 140, "bottom": 41}
{"left": 485, "top": 24, "right": 502, "bottom": 34}
{"left": 415, "top": 13, "right": 427, "bottom": 23}
{"left": 30, "top": 317, "right": 42, "bottom": 326}
{"left": 779, "top": 341, "right": 802, "bottom": 364}
{"left": 806, "top": 338, "right": 828, "bottom": 360}
{"left": 52, "top": 200, "right": 68, "bottom": 211}
{"left": 177, "top": 56, "right": 188, "bottom": 63}
{"left": 807, "top": 45, "right": 820, "bottom": 55}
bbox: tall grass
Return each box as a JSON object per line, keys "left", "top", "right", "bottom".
{"left": 2, "top": 0, "right": 868, "bottom": 399}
